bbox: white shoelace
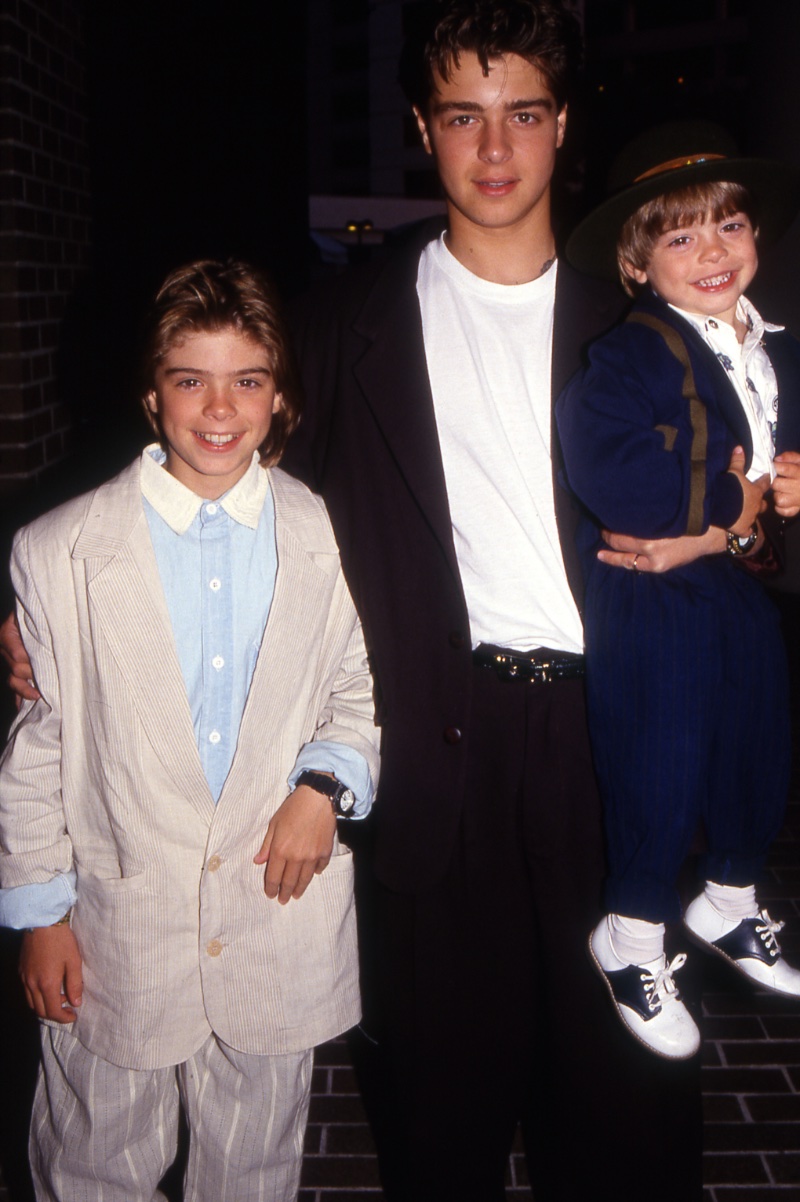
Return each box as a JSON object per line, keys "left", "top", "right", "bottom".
{"left": 755, "top": 910, "right": 784, "bottom": 958}
{"left": 641, "top": 953, "right": 687, "bottom": 1013}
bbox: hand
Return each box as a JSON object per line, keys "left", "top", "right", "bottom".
{"left": 597, "top": 525, "right": 727, "bottom": 574}
{"left": 0, "top": 611, "right": 39, "bottom": 703}
{"left": 773, "top": 450, "right": 800, "bottom": 519}
{"left": 253, "top": 785, "right": 337, "bottom": 905}
{"left": 20, "top": 925, "right": 83, "bottom": 1022}
{"left": 727, "top": 446, "right": 769, "bottom": 534}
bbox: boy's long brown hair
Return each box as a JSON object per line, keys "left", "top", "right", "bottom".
{"left": 141, "top": 259, "right": 301, "bottom": 467}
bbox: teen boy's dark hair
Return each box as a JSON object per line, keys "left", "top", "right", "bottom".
{"left": 398, "top": 0, "right": 582, "bottom": 113}
{"left": 141, "top": 259, "right": 302, "bottom": 467}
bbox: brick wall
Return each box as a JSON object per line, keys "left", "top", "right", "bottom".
{"left": 0, "top": 0, "right": 90, "bottom": 494}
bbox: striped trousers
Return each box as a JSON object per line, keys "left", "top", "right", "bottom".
{"left": 30, "top": 1025, "right": 313, "bottom": 1202}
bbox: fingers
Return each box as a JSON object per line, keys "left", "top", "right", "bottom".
{"left": 19, "top": 928, "right": 81, "bottom": 1023}
{"left": 263, "top": 853, "right": 328, "bottom": 904}
{"left": 9, "top": 671, "right": 40, "bottom": 703}
{"left": 253, "top": 832, "right": 271, "bottom": 866}
{"left": 64, "top": 954, "right": 83, "bottom": 1012}
{"left": 256, "top": 786, "right": 337, "bottom": 904}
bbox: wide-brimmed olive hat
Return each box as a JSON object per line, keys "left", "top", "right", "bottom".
{"left": 566, "top": 120, "right": 800, "bottom": 280}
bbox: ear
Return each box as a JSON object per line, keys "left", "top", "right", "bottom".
{"left": 272, "top": 391, "right": 283, "bottom": 415}
{"left": 556, "top": 104, "right": 567, "bottom": 149}
{"left": 413, "top": 106, "right": 433, "bottom": 155}
{"left": 145, "top": 389, "right": 158, "bottom": 414}
{"left": 625, "top": 261, "right": 648, "bottom": 287}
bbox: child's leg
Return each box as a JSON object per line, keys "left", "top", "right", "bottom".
{"left": 30, "top": 1025, "right": 180, "bottom": 1202}
{"left": 685, "top": 580, "right": 800, "bottom": 995}
{"left": 702, "top": 574, "right": 790, "bottom": 889}
{"left": 585, "top": 569, "right": 718, "bottom": 925}
{"left": 179, "top": 1034, "right": 313, "bottom": 1202}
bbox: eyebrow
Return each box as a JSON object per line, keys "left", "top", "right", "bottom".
{"left": 431, "top": 96, "right": 554, "bottom": 115}
{"left": 162, "top": 366, "right": 272, "bottom": 377}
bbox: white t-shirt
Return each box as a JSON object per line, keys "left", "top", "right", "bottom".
{"left": 417, "top": 234, "right": 584, "bottom": 654}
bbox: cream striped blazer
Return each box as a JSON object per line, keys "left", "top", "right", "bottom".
{"left": 0, "top": 459, "right": 379, "bottom": 1070}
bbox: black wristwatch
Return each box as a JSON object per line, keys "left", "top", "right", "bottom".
{"left": 295, "top": 770, "right": 356, "bottom": 816}
{"left": 726, "top": 522, "right": 759, "bottom": 557}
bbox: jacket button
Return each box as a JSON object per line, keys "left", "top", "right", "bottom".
{"left": 207, "top": 855, "right": 222, "bottom": 873}
{"left": 206, "top": 939, "right": 223, "bottom": 957}
{"left": 443, "top": 726, "right": 462, "bottom": 745}
{"left": 448, "top": 631, "right": 466, "bottom": 650}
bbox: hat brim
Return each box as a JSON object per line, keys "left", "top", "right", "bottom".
{"left": 566, "top": 157, "right": 800, "bottom": 280}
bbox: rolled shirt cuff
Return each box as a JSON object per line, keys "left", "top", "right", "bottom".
{"left": 288, "top": 741, "right": 374, "bottom": 818}
{"left": 0, "top": 870, "right": 77, "bottom": 930}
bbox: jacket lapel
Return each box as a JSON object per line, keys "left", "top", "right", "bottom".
{"left": 73, "top": 460, "right": 215, "bottom": 822}
{"left": 219, "top": 471, "right": 341, "bottom": 807}
{"left": 350, "top": 221, "right": 460, "bottom": 580}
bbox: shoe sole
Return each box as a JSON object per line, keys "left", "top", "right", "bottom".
{"left": 586, "top": 933, "right": 700, "bottom": 1061}
{"left": 682, "top": 922, "right": 800, "bottom": 997}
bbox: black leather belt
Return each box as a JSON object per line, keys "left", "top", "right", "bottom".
{"left": 472, "top": 644, "right": 585, "bottom": 683}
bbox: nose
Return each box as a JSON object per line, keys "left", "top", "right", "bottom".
{"left": 478, "top": 120, "right": 511, "bottom": 164}
{"left": 203, "top": 385, "right": 236, "bottom": 419}
{"left": 700, "top": 231, "right": 727, "bottom": 262}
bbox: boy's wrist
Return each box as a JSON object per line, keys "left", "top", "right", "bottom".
{"left": 26, "top": 907, "right": 72, "bottom": 933}
{"left": 294, "top": 770, "right": 356, "bottom": 817}
{"left": 726, "top": 524, "right": 759, "bottom": 556}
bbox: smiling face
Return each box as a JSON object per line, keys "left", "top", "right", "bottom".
{"left": 414, "top": 51, "right": 566, "bottom": 245}
{"left": 630, "top": 212, "right": 759, "bottom": 328}
{"left": 145, "top": 327, "right": 282, "bottom": 499}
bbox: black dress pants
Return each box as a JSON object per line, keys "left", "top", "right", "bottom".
{"left": 358, "top": 665, "right": 702, "bottom": 1202}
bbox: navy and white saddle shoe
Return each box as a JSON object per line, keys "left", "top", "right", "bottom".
{"left": 684, "top": 893, "right": 800, "bottom": 997}
{"left": 588, "top": 919, "right": 701, "bottom": 1060}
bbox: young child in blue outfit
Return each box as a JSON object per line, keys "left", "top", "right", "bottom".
{"left": 558, "top": 121, "right": 800, "bottom": 1059}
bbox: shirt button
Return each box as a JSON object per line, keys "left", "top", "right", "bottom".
{"left": 209, "top": 577, "right": 221, "bottom": 591}
{"left": 206, "top": 939, "right": 222, "bottom": 957}
{"left": 708, "top": 318, "right": 718, "bottom": 329}
{"left": 212, "top": 655, "right": 225, "bottom": 670}
{"left": 209, "top": 730, "right": 221, "bottom": 745}
{"left": 205, "top": 503, "right": 218, "bottom": 515}
{"left": 207, "top": 855, "right": 222, "bottom": 873}
{"left": 443, "top": 726, "right": 462, "bottom": 745}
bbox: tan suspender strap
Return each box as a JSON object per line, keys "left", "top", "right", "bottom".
{"left": 626, "top": 312, "right": 709, "bottom": 536}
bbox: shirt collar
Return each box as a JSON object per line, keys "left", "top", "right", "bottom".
{"left": 140, "top": 444, "right": 270, "bottom": 534}
{"left": 669, "top": 294, "right": 784, "bottom": 348}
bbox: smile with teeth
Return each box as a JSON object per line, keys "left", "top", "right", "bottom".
{"left": 695, "top": 271, "right": 735, "bottom": 289}
{"left": 196, "top": 432, "right": 240, "bottom": 445}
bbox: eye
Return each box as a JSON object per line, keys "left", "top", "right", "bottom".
{"left": 449, "top": 113, "right": 476, "bottom": 126}
{"left": 513, "top": 112, "right": 539, "bottom": 125}
{"left": 720, "top": 220, "right": 744, "bottom": 234}
{"left": 236, "top": 377, "right": 263, "bottom": 389}
{"left": 175, "top": 377, "right": 202, "bottom": 389}
{"left": 666, "top": 234, "right": 691, "bottom": 248}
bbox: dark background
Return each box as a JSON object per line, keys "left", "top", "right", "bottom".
{"left": 1, "top": 3, "right": 800, "bottom": 1199}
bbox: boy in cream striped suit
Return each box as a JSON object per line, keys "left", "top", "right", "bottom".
{"left": 0, "top": 260, "right": 379, "bottom": 1202}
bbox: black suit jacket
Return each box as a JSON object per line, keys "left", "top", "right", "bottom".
{"left": 287, "top": 221, "right": 625, "bottom": 892}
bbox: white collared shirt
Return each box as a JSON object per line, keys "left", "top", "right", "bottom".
{"left": 671, "top": 296, "right": 782, "bottom": 481}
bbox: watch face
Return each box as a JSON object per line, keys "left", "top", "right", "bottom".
{"left": 338, "top": 788, "right": 356, "bottom": 814}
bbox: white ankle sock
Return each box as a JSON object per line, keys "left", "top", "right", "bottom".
{"left": 704, "top": 881, "right": 758, "bottom": 922}
{"left": 604, "top": 913, "right": 666, "bottom": 969}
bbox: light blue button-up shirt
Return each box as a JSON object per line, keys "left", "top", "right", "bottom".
{"left": 0, "top": 447, "right": 373, "bottom": 929}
